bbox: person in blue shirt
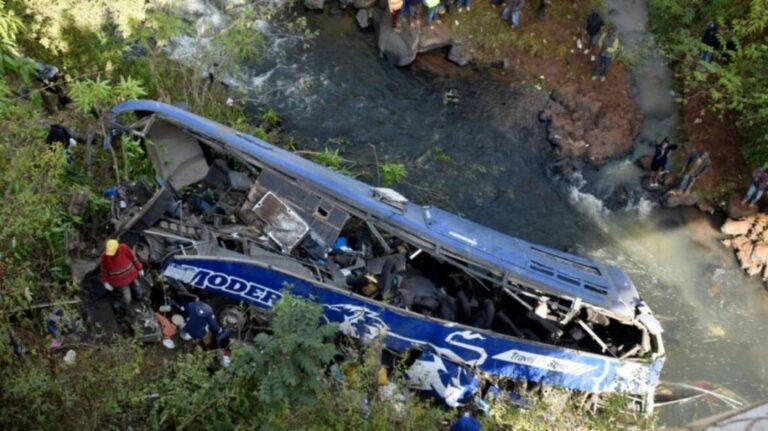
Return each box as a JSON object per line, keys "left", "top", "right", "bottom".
{"left": 176, "top": 300, "right": 224, "bottom": 341}
{"left": 175, "top": 299, "right": 233, "bottom": 365}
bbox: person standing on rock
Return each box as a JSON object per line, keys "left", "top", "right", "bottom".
{"left": 700, "top": 22, "right": 720, "bottom": 64}
{"left": 424, "top": 0, "right": 441, "bottom": 29}
{"left": 592, "top": 26, "right": 619, "bottom": 82}
{"left": 501, "top": 0, "right": 525, "bottom": 29}
{"left": 403, "top": 0, "right": 422, "bottom": 27}
{"left": 389, "top": 0, "right": 404, "bottom": 32}
{"left": 649, "top": 138, "right": 679, "bottom": 187}
{"left": 586, "top": 9, "right": 604, "bottom": 49}
{"left": 742, "top": 167, "right": 768, "bottom": 208}
{"left": 676, "top": 151, "right": 711, "bottom": 194}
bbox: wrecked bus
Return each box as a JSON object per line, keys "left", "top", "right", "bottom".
{"left": 106, "top": 100, "right": 665, "bottom": 412}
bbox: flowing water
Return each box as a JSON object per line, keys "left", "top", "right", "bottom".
{"left": 171, "top": 2, "right": 768, "bottom": 425}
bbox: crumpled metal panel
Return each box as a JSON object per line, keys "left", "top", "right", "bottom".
{"left": 252, "top": 192, "right": 310, "bottom": 252}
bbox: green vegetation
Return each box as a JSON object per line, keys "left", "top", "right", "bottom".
{"left": 449, "top": 1, "right": 596, "bottom": 62}
{"left": 648, "top": 0, "right": 768, "bottom": 166}
{"left": 381, "top": 162, "right": 408, "bottom": 187}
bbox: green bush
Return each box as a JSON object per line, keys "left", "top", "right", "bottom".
{"left": 649, "top": 0, "right": 768, "bottom": 167}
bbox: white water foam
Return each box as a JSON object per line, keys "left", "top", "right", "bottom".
{"left": 567, "top": 185, "right": 610, "bottom": 233}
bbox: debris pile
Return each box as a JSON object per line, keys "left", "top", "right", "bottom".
{"left": 720, "top": 216, "right": 768, "bottom": 284}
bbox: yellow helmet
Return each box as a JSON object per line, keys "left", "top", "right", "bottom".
{"left": 105, "top": 239, "right": 119, "bottom": 256}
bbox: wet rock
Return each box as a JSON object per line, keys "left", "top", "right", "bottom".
{"left": 303, "top": 0, "right": 324, "bottom": 10}
{"left": 635, "top": 155, "right": 652, "bottom": 170}
{"left": 603, "top": 185, "right": 632, "bottom": 211}
{"left": 356, "top": 8, "right": 372, "bottom": 28}
{"left": 354, "top": 0, "right": 377, "bottom": 8}
{"left": 721, "top": 219, "right": 752, "bottom": 236}
{"left": 547, "top": 158, "right": 582, "bottom": 178}
{"left": 447, "top": 40, "right": 473, "bottom": 67}
{"left": 661, "top": 191, "right": 698, "bottom": 208}
{"left": 418, "top": 24, "right": 452, "bottom": 53}
{"left": 377, "top": 12, "right": 419, "bottom": 66}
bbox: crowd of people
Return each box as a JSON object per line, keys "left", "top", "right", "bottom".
{"left": 385, "top": 0, "right": 623, "bottom": 81}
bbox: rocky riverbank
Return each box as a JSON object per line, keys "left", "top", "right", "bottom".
{"left": 721, "top": 216, "right": 768, "bottom": 289}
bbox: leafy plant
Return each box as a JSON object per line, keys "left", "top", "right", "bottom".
{"left": 381, "top": 162, "right": 407, "bottom": 187}
{"left": 313, "top": 147, "right": 345, "bottom": 171}
{"left": 259, "top": 108, "right": 281, "bottom": 129}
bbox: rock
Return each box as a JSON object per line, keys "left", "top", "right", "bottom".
{"left": 447, "top": 40, "right": 473, "bottom": 67}
{"left": 377, "top": 12, "right": 419, "bottom": 66}
{"left": 662, "top": 191, "right": 698, "bottom": 208}
{"left": 70, "top": 259, "right": 98, "bottom": 283}
{"left": 752, "top": 243, "right": 768, "bottom": 265}
{"left": 721, "top": 238, "right": 733, "bottom": 248}
{"left": 726, "top": 193, "right": 759, "bottom": 219}
{"left": 418, "top": 24, "right": 452, "bottom": 53}
{"left": 747, "top": 262, "right": 764, "bottom": 277}
{"left": 550, "top": 87, "right": 577, "bottom": 112}
{"left": 603, "top": 186, "right": 633, "bottom": 211}
{"left": 721, "top": 219, "right": 753, "bottom": 236}
{"left": 356, "top": 8, "right": 372, "bottom": 28}
{"left": 303, "top": 0, "right": 324, "bottom": 10}
{"left": 736, "top": 240, "right": 755, "bottom": 269}
{"left": 635, "top": 155, "right": 653, "bottom": 170}
{"left": 353, "top": 0, "right": 377, "bottom": 8}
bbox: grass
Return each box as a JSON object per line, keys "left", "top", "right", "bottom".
{"left": 448, "top": 0, "right": 598, "bottom": 63}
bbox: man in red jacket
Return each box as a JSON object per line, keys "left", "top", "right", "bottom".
{"left": 99, "top": 239, "right": 144, "bottom": 307}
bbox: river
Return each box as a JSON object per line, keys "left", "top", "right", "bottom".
{"left": 174, "top": 1, "right": 768, "bottom": 425}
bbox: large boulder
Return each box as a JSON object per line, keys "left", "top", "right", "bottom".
{"left": 662, "top": 191, "right": 698, "bottom": 208}
{"left": 378, "top": 12, "right": 419, "bottom": 66}
{"left": 303, "top": 0, "right": 324, "bottom": 10}
{"left": 447, "top": 40, "right": 473, "bottom": 67}
{"left": 418, "top": 24, "right": 452, "bottom": 53}
{"left": 721, "top": 218, "right": 753, "bottom": 236}
{"left": 356, "top": 8, "right": 372, "bottom": 28}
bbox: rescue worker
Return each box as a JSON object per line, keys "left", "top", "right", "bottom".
{"left": 99, "top": 239, "right": 144, "bottom": 307}
{"left": 176, "top": 300, "right": 232, "bottom": 366}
